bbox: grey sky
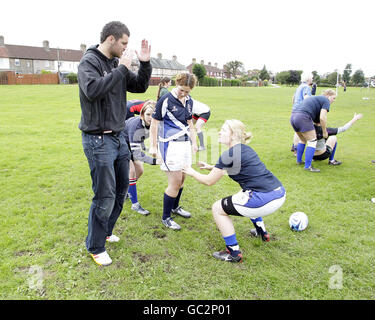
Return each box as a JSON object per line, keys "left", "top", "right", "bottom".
{"left": 1, "top": 0, "right": 373, "bottom": 76}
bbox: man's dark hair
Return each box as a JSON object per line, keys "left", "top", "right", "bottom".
{"left": 100, "top": 21, "right": 130, "bottom": 43}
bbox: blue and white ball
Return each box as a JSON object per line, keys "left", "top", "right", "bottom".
{"left": 289, "top": 212, "right": 308, "bottom": 231}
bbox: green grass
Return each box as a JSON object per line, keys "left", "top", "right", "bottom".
{"left": 0, "top": 84, "right": 374, "bottom": 300}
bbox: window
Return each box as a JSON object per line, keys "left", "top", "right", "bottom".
{"left": 14, "top": 59, "right": 20, "bottom": 66}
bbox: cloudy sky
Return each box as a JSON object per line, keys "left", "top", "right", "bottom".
{"left": 1, "top": 0, "right": 373, "bottom": 76}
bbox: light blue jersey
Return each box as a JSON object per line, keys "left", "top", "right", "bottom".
{"left": 292, "top": 83, "right": 312, "bottom": 110}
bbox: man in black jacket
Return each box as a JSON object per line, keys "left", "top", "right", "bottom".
{"left": 78, "top": 21, "right": 152, "bottom": 266}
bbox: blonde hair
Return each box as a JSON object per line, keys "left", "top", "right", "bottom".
{"left": 140, "top": 100, "right": 156, "bottom": 117}
{"left": 322, "top": 89, "right": 336, "bottom": 97}
{"left": 301, "top": 72, "right": 313, "bottom": 83}
{"left": 225, "top": 119, "right": 252, "bottom": 144}
{"left": 175, "top": 73, "right": 197, "bottom": 89}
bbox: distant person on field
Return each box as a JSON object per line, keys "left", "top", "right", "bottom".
{"left": 311, "top": 82, "right": 317, "bottom": 95}
{"left": 77, "top": 21, "right": 152, "bottom": 266}
{"left": 183, "top": 120, "right": 286, "bottom": 263}
{"left": 157, "top": 77, "right": 171, "bottom": 101}
{"left": 290, "top": 89, "right": 337, "bottom": 172}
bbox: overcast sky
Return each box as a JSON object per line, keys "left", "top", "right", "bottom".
{"left": 1, "top": 0, "right": 374, "bottom": 76}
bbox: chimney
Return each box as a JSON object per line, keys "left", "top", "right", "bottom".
{"left": 208, "top": 62, "right": 211, "bottom": 66}
{"left": 0, "top": 36, "right": 4, "bottom": 46}
{"left": 43, "top": 40, "right": 49, "bottom": 51}
{"left": 172, "top": 55, "right": 177, "bottom": 61}
{"left": 192, "top": 58, "right": 196, "bottom": 64}
{"left": 157, "top": 53, "right": 162, "bottom": 59}
{"left": 214, "top": 63, "right": 218, "bottom": 68}
{"left": 200, "top": 60, "right": 204, "bottom": 65}
{"left": 80, "top": 44, "right": 87, "bottom": 52}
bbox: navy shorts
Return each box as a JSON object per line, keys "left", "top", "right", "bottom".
{"left": 290, "top": 112, "right": 315, "bottom": 133}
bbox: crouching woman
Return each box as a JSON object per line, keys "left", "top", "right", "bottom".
{"left": 183, "top": 120, "right": 286, "bottom": 263}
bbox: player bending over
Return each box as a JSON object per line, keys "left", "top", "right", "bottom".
{"left": 183, "top": 120, "right": 286, "bottom": 263}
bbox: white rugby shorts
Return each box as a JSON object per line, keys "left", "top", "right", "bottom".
{"left": 159, "top": 141, "right": 192, "bottom": 171}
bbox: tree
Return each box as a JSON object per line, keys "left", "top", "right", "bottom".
{"left": 259, "top": 65, "right": 270, "bottom": 81}
{"left": 351, "top": 69, "right": 365, "bottom": 86}
{"left": 342, "top": 64, "right": 352, "bottom": 84}
{"left": 312, "top": 71, "right": 321, "bottom": 84}
{"left": 275, "top": 71, "right": 290, "bottom": 84}
{"left": 287, "top": 70, "right": 300, "bottom": 85}
{"left": 327, "top": 72, "right": 338, "bottom": 86}
{"left": 192, "top": 64, "right": 206, "bottom": 83}
{"left": 224, "top": 60, "right": 244, "bottom": 78}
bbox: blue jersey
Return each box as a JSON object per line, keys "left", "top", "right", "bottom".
{"left": 215, "top": 144, "right": 282, "bottom": 193}
{"left": 152, "top": 88, "right": 193, "bottom": 142}
{"left": 292, "top": 95, "right": 330, "bottom": 123}
{"left": 292, "top": 83, "right": 312, "bottom": 110}
{"left": 123, "top": 116, "right": 154, "bottom": 164}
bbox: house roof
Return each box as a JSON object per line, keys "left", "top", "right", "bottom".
{"left": 186, "top": 63, "right": 223, "bottom": 73}
{"left": 131, "top": 57, "right": 186, "bottom": 70}
{"left": 0, "top": 44, "right": 84, "bottom": 62}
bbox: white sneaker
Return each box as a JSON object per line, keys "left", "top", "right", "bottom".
{"left": 162, "top": 217, "right": 181, "bottom": 230}
{"left": 106, "top": 234, "right": 120, "bottom": 242}
{"left": 171, "top": 206, "right": 191, "bottom": 218}
{"left": 90, "top": 251, "right": 112, "bottom": 266}
{"left": 131, "top": 202, "right": 150, "bottom": 215}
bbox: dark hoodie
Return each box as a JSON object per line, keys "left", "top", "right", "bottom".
{"left": 77, "top": 45, "right": 152, "bottom": 134}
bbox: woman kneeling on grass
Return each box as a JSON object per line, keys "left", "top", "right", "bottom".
{"left": 183, "top": 120, "right": 286, "bottom": 263}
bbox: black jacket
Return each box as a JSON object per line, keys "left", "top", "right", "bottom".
{"left": 78, "top": 45, "right": 152, "bottom": 134}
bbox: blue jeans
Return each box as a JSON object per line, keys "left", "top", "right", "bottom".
{"left": 82, "top": 131, "right": 130, "bottom": 254}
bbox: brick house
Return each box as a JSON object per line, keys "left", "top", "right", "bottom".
{"left": 0, "top": 36, "right": 85, "bottom": 75}
{"left": 186, "top": 58, "right": 226, "bottom": 79}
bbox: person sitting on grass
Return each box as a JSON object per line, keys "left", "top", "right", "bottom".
{"left": 183, "top": 120, "right": 286, "bottom": 263}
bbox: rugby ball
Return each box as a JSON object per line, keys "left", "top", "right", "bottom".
{"left": 289, "top": 212, "right": 308, "bottom": 231}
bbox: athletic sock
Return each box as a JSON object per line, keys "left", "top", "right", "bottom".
{"left": 223, "top": 233, "right": 241, "bottom": 257}
{"left": 296, "top": 143, "right": 306, "bottom": 163}
{"left": 163, "top": 193, "right": 176, "bottom": 220}
{"left": 329, "top": 143, "right": 337, "bottom": 162}
{"left": 128, "top": 178, "right": 138, "bottom": 204}
{"left": 198, "top": 132, "right": 205, "bottom": 147}
{"left": 304, "top": 146, "right": 316, "bottom": 169}
{"left": 250, "top": 217, "right": 267, "bottom": 237}
{"left": 173, "top": 188, "right": 183, "bottom": 210}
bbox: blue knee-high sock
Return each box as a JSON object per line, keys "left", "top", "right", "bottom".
{"left": 304, "top": 146, "right": 316, "bottom": 169}
{"left": 223, "top": 233, "right": 241, "bottom": 256}
{"left": 250, "top": 217, "right": 267, "bottom": 236}
{"left": 296, "top": 143, "right": 306, "bottom": 163}
{"left": 173, "top": 188, "right": 183, "bottom": 210}
{"left": 128, "top": 179, "right": 138, "bottom": 204}
{"left": 163, "top": 193, "right": 176, "bottom": 220}
{"left": 329, "top": 143, "right": 337, "bottom": 161}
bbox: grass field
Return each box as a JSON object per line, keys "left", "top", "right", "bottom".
{"left": 0, "top": 84, "right": 374, "bottom": 300}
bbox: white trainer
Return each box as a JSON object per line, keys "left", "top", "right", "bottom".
{"left": 162, "top": 217, "right": 181, "bottom": 230}
{"left": 171, "top": 206, "right": 191, "bottom": 218}
{"left": 90, "top": 251, "right": 112, "bottom": 266}
{"left": 131, "top": 202, "right": 150, "bottom": 215}
{"left": 106, "top": 234, "right": 120, "bottom": 243}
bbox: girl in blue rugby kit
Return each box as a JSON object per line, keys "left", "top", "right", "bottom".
{"left": 149, "top": 73, "right": 198, "bottom": 230}
{"left": 123, "top": 101, "right": 162, "bottom": 215}
{"left": 183, "top": 120, "right": 286, "bottom": 263}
